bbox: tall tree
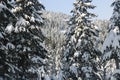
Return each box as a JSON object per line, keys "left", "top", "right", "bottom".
{"left": 0, "top": 0, "right": 48, "bottom": 79}
{"left": 60, "top": 0, "right": 101, "bottom": 80}
{"left": 102, "top": 0, "right": 120, "bottom": 79}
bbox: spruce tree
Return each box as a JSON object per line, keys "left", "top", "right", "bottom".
{"left": 60, "top": 0, "right": 101, "bottom": 80}
{"left": 0, "top": 0, "right": 48, "bottom": 79}
{"left": 102, "top": 0, "right": 120, "bottom": 79}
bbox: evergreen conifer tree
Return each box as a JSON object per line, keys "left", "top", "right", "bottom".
{"left": 102, "top": 0, "right": 120, "bottom": 79}
{"left": 0, "top": 0, "right": 48, "bottom": 79}
{"left": 60, "top": 0, "right": 101, "bottom": 80}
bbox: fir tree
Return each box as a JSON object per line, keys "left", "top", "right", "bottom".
{"left": 102, "top": 0, "right": 120, "bottom": 79}
{"left": 60, "top": 0, "right": 101, "bottom": 80}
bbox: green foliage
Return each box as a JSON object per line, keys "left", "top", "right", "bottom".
{"left": 0, "top": 0, "right": 48, "bottom": 79}
{"left": 60, "top": 0, "right": 102, "bottom": 80}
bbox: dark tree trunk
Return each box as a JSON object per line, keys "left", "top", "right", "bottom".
{"left": 115, "top": 58, "right": 119, "bottom": 69}
{"left": 103, "top": 67, "right": 106, "bottom": 80}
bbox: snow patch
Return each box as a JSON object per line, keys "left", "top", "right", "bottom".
{"left": 5, "top": 23, "right": 14, "bottom": 33}
{"left": 112, "top": 69, "right": 120, "bottom": 75}
{"left": 16, "top": 17, "right": 30, "bottom": 27}
{"left": 0, "top": 3, "right": 7, "bottom": 12}
{"left": 84, "top": 2, "right": 91, "bottom": 6}
{"left": 110, "top": 69, "right": 120, "bottom": 80}
{"left": 103, "top": 51, "right": 112, "bottom": 61}
{"left": 81, "top": 66, "right": 92, "bottom": 73}
{"left": 82, "top": 52, "right": 90, "bottom": 61}
{"left": 12, "top": 6, "right": 22, "bottom": 13}
{"left": 74, "top": 51, "right": 80, "bottom": 57}
{"left": 102, "top": 26, "right": 120, "bottom": 53}
{"left": 30, "top": 16, "right": 35, "bottom": 22}
{"left": 31, "top": 56, "right": 46, "bottom": 64}
{"left": 70, "top": 63, "right": 78, "bottom": 74}
{"left": 0, "top": 33, "right": 4, "bottom": 39}
{"left": 6, "top": 42, "right": 15, "bottom": 50}
{"left": 44, "top": 75, "right": 50, "bottom": 80}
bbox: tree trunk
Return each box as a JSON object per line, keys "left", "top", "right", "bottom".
{"left": 115, "top": 58, "right": 119, "bottom": 69}
{"left": 103, "top": 67, "right": 106, "bottom": 80}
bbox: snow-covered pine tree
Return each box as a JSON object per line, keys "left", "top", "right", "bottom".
{"left": 102, "top": 0, "right": 120, "bottom": 79}
{"left": 0, "top": 0, "right": 17, "bottom": 79}
{"left": 60, "top": 0, "right": 101, "bottom": 80}
{"left": 0, "top": 0, "right": 48, "bottom": 79}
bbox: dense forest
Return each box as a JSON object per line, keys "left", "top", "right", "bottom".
{"left": 0, "top": 0, "right": 120, "bottom": 80}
